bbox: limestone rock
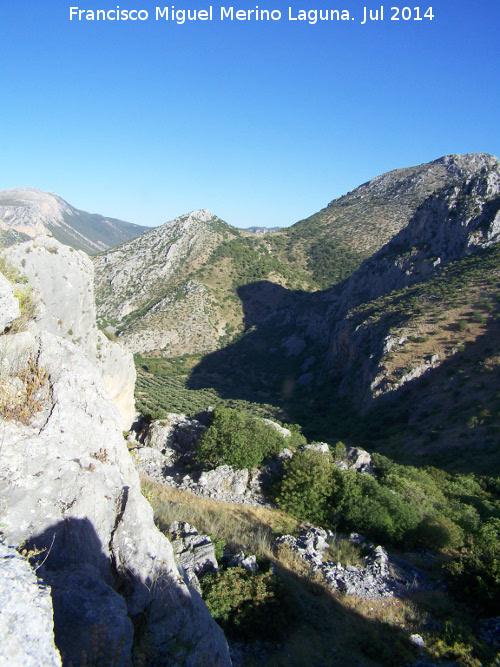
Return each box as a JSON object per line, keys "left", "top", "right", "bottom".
{"left": 96, "top": 331, "right": 137, "bottom": 431}
{"left": 302, "top": 443, "right": 330, "bottom": 456}
{"left": 169, "top": 521, "right": 218, "bottom": 593}
{"left": 261, "top": 418, "right": 291, "bottom": 438}
{"left": 228, "top": 552, "right": 258, "bottom": 572}
{"left": 143, "top": 414, "right": 206, "bottom": 464}
{"left": 8, "top": 238, "right": 98, "bottom": 358}
{"left": 0, "top": 273, "right": 20, "bottom": 333}
{"left": 0, "top": 331, "right": 230, "bottom": 666}
{"left": 0, "top": 543, "right": 62, "bottom": 667}
{"left": 275, "top": 527, "right": 428, "bottom": 600}
{"left": 198, "top": 466, "right": 249, "bottom": 495}
{"left": 7, "top": 238, "right": 136, "bottom": 429}
{"left": 43, "top": 565, "right": 133, "bottom": 667}
{"left": 345, "top": 446, "right": 372, "bottom": 470}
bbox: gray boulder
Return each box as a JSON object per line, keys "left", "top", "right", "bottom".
{"left": 228, "top": 552, "right": 259, "bottom": 572}
{"left": 198, "top": 465, "right": 249, "bottom": 495}
{"left": 144, "top": 414, "right": 206, "bottom": 463}
{"left": 0, "top": 542, "right": 61, "bottom": 666}
{"left": 169, "top": 521, "right": 218, "bottom": 593}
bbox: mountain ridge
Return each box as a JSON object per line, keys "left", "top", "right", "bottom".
{"left": 0, "top": 187, "right": 151, "bottom": 254}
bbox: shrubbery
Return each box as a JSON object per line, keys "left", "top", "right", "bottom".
{"left": 202, "top": 566, "right": 295, "bottom": 641}
{"left": 196, "top": 407, "right": 286, "bottom": 469}
{"left": 276, "top": 449, "right": 336, "bottom": 524}
{"left": 275, "top": 450, "right": 500, "bottom": 554}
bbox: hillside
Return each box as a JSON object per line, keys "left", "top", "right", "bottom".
{"left": 122, "top": 153, "right": 500, "bottom": 475}
{"left": 93, "top": 153, "right": 500, "bottom": 362}
{"left": 278, "top": 153, "right": 499, "bottom": 289}
{"left": 0, "top": 188, "right": 150, "bottom": 253}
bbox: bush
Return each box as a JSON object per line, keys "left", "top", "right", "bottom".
{"left": 196, "top": 407, "right": 285, "bottom": 469}
{"left": 202, "top": 566, "right": 295, "bottom": 641}
{"left": 446, "top": 518, "right": 500, "bottom": 615}
{"left": 330, "top": 470, "right": 422, "bottom": 545}
{"left": 276, "top": 449, "right": 336, "bottom": 523}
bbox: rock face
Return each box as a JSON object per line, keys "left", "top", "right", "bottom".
{"left": 0, "top": 272, "right": 20, "bottom": 331}
{"left": 169, "top": 522, "right": 218, "bottom": 593}
{"left": 0, "top": 187, "right": 149, "bottom": 253}
{"left": 7, "top": 238, "right": 136, "bottom": 429}
{"left": 0, "top": 277, "right": 231, "bottom": 665}
{"left": 0, "top": 543, "right": 62, "bottom": 666}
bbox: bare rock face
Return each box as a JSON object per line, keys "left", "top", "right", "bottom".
{"left": 0, "top": 329, "right": 230, "bottom": 665}
{"left": 6, "top": 238, "right": 136, "bottom": 429}
{"left": 8, "top": 237, "right": 97, "bottom": 357}
{"left": 0, "top": 543, "right": 62, "bottom": 667}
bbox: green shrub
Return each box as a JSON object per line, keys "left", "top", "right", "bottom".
{"left": 276, "top": 449, "right": 336, "bottom": 523}
{"left": 330, "top": 470, "right": 422, "bottom": 545}
{"left": 196, "top": 407, "right": 285, "bottom": 469}
{"left": 446, "top": 518, "right": 500, "bottom": 615}
{"left": 202, "top": 566, "right": 295, "bottom": 641}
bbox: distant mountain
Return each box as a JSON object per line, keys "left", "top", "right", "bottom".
{"left": 93, "top": 209, "right": 241, "bottom": 355}
{"left": 279, "top": 153, "right": 500, "bottom": 288}
{"left": 243, "top": 226, "right": 283, "bottom": 234}
{"left": 93, "top": 153, "right": 500, "bottom": 358}
{"left": 0, "top": 188, "right": 151, "bottom": 253}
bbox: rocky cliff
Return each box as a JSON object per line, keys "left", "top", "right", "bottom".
{"left": 0, "top": 188, "right": 150, "bottom": 254}
{"left": 7, "top": 237, "right": 136, "bottom": 429}
{"left": 0, "top": 245, "right": 231, "bottom": 665}
{"left": 322, "top": 154, "right": 500, "bottom": 406}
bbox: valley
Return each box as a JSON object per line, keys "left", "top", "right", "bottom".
{"left": 2, "top": 151, "right": 500, "bottom": 666}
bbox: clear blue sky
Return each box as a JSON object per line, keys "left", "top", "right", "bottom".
{"left": 1, "top": 1, "right": 499, "bottom": 228}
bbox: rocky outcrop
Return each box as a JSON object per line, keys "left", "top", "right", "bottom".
{"left": 0, "top": 187, "right": 149, "bottom": 253}
{"left": 0, "top": 543, "right": 62, "bottom": 666}
{"left": 6, "top": 238, "right": 136, "bottom": 429}
{"left": 0, "top": 331, "right": 230, "bottom": 662}
{"left": 169, "top": 522, "right": 218, "bottom": 593}
{"left": 275, "top": 527, "right": 427, "bottom": 600}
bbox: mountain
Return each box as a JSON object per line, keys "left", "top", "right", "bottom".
{"left": 93, "top": 209, "right": 242, "bottom": 355}
{"left": 278, "top": 153, "right": 500, "bottom": 288}
{"left": 0, "top": 188, "right": 150, "bottom": 253}
{"left": 94, "top": 153, "right": 500, "bottom": 359}
{"left": 243, "top": 226, "right": 283, "bottom": 234}
{"left": 97, "top": 152, "right": 500, "bottom": 473}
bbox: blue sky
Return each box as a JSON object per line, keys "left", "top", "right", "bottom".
{"left": 1, "top": 1, "right": 499, "bottom": 228}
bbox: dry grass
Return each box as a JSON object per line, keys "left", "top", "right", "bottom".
{"left": 140, "top": 477, "right": 425, "bottom": 666}
{"left": 141, "top": 477, "right": 297, "bottom": 557}
{"left": 0, "top": 352, "right": 49, "bottom": 425}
